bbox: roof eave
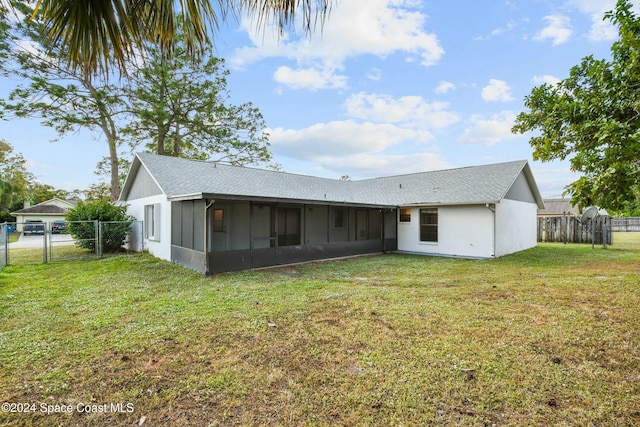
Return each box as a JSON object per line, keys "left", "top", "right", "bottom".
{"left": 399, "top": 201, "right": 501, "bottom": 207}
{"left": 10, "top": 212, "right": 67, "bottom": 216}
{"left": 168, "top": 192, "right": 395, "bottom": 208}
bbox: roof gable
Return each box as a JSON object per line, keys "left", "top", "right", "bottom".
{"left": 11, "top": 198, "right": 77, "bottom": 215}
{"left": 126, "top": 162, "right": 163, "bottom": 200}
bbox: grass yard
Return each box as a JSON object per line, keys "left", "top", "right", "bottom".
{"left": 0, "top": 240, "right": 639, "bottom": 426}
{"left": 7, "top": 244, "right": 99, "bottom": 265}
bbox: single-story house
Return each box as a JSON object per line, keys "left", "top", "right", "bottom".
{"left": 11, "top": 198, "right": 77, "bottom": 232}
{"left": 119, "top": 153, "right": 545, "bottom": 274}
{"left": 538, "top": 198, "right": 581, "bottom": 217}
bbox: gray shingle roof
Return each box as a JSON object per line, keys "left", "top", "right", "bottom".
{"left": 538, "top": 198, "right": 580, "bottom": 216}
{"left": 11, "top": 198, "right": 77, "bottom": 215}
{"left": 353, "top": 161, "right": 533, "bottom": 206}
{"left": 123, "top": 152, "right": 543, "bottom": 208}
{"left": 12, "top": 205, "right": 68, "bottom": 214}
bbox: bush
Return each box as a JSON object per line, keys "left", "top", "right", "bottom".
{"left": 66, "top": 201, "right": 134, "bottom": 253}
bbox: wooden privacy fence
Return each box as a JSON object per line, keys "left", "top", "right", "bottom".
{"left": 537, "top": 216, "right": 612, "bottom": 244}
{"left": 610, "top": 217, "right": 640, "bottom": 232}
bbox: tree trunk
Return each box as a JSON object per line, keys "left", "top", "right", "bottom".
{"left": 157, "top": 132, "right": 165, "bottom": 155}
{"left": 83, "top": 77, "right": 121, "bottom": 201}
{"left": 108, "top": 138, "right": 120, "bottom": 201}
{"left": 174, "top": 123, "right": 181, "bottom": 157}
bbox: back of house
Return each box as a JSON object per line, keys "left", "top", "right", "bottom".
{"left": 119, "top": 153, "right": 544, "bottom": 274}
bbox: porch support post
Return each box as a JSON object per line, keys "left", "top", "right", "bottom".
{"left": 249, "top": 202, "right": 254, "bottom": 268}
{"left": 381, "top": 209, "right": 386, "bottom": 253}
{"left": 204, "top": 200, "right": 215, "bottom": 274}
{"left": 327, "top": 206, "right": 331, "bottom": 243}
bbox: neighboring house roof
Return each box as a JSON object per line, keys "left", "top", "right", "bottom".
{"left": 120, "top": 152, "right": 545, "bottom": 209}
{"left": 538, "top": 198, "right": 580, "bottom": 216}
{"left": 11, "top": 198, "right": 77, "bottom": 216}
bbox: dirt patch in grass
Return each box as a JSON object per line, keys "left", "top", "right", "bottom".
{"left": 1, "top": 246, "right": 639, "bottom": 426}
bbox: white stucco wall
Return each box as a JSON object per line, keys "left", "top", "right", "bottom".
{"left": 494, "top": 199, "right": 538, "bottom": 256}
{"left": 124, "top": 194, "right": 172, "bottom": 261}
{"left": 397, "top": 205, "right": 495, "bottom": 258}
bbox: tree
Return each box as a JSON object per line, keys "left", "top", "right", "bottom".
{"left": 1, "top": 5, "right": 272, "bottom": 201}
{"left": 29, "top": 0, "right": 333, "bottom": 79}
{"left": 83, "top": 183, "right": 112, "bottom": 202}
{"left": 0, "top": 140, "right": 33, "bottom": 212}
{"left": 0, "top": 2, "right": 127, "bottom": 201}
{"left": 66, "top": 200, "right": 134, "bottom": 253}
{"left": 28, "top": 182, "right": 70, "bottom": 204}
{"left": 513, "top": 0, "right": 640, "bottom": 213}
{"left": 0, "top": 140, "right": 72, "bottom": 221}
{"left": 122, "top": 28, "right": 270, "bottom": 165}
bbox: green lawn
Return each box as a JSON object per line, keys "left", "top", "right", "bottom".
{"left": 1, "top": 242, "right": 639, "bottom": 426}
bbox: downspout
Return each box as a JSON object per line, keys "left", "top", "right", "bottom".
{"left": 204, "top": 200, "right": 215, "bottom": 274}
{"left": 486, "top": 203, "right": 496, "bottom": 257}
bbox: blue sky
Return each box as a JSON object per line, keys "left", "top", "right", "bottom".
{"left": 0, "top": 0, "right": 622, "bottom": 198}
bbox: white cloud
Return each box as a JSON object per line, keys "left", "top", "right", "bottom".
{"left": 343, "top": 92, "right": 460, "bottom": 129}
{"left": 366, "top": 68, "right": 383, "bottom": 81}
{"left": 311, "top": 152, "right": 451, "bottom": 178}
{"left": 475, "top": 20, "right": 516, "bottom": 41}
{"left": 587, "top": 18, "right": 617, "bottom": 41}
{"left": 534, "top": 14, "right": 572, "bottom": 46}
{"left": 532, "top": 75, "right": 561, "bottom": 86}
{"left": 24, "top": 158, "right": 50, "bottom": 172}
{"left": 568, "top": 0, "right": 617, "bottom": 41}
{"left": 264, "top": 91, "right": 463, "bottom": 177}
{"left": 434, "top": 81, "right": 455, "bottom": 94}
{"left": 230, "top": 0, "right": 444, "bottom": 90}
{"left": 273, "top": 66, "right": 348, "bottom": 90}
{"left": 269, "top": 120, "right": 424, "bottom": 160}
{"left": 457, "top": 111, "right": 518, "bottom": 146}
{"left": 530, "top": 164, "right": 580, "bottom": 198}
{"left": 481, "top": 79, "right": 515, "bottom": 102}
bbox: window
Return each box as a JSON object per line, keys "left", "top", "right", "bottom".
{"left": 213, "top": 209, "right": 224, "bottom": 232}
{"left": 399, "top": 208, "right": 411, "bottom": 222}
{"left": 419, "top": 208, "right": 438, "bottom": 242}
{"left": 334, "top": 208, "right": 345, "bottom": 229}
{"left": 145, "top": 203, "right": 161, "bottom": 241}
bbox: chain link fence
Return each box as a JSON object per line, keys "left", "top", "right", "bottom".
{"left": 4, "top": 220, "right": 144, "bottom": 266}
{"left": 98, "top": 220, "right": 144, "bottom": 257}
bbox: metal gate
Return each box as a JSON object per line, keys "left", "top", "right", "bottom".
{"left": 6, "top": 222, "right": 48, "bottom": 265}
{"left": 48, "top": 220, "right": 99, "bottom": 262}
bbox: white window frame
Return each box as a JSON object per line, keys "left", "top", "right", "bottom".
{"left": 419, "top": 208, "right": 438, "bottom": 243}
{"left": 144, "top": 203, "right": 161, "bottom": 241}
{"left": 399, "top": 208, "right": 411, "bottom": 223}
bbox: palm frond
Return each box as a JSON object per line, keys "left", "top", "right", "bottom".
{"left": 31, "top": 0, "right": 333, "bottom": 79}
